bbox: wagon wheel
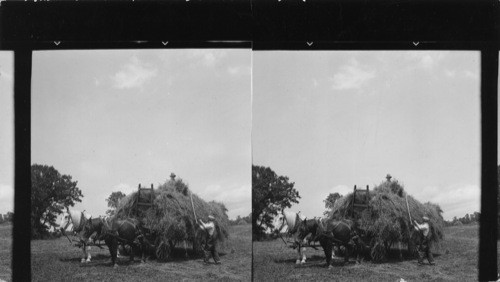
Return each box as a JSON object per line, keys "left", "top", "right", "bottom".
{"left": 155, "top": 237, "right": 171, "bottom": 262}
{"left": 118, "top": 244, "right": 131, "bottom": 256}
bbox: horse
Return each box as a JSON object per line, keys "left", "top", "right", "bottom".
{"left": 82, "top": 216, "right": 150, "bottom": 267}
{"left": 275, "top": 209, "right": 312, "bottom": 264}
{"left": 55, "top": 207, "right": 93, "bottom": 263}
{"left": 297, "top": 217, "right": 357, "bottom": 268}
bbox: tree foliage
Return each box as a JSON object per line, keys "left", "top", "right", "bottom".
{"left": 324, "top": 192, "right": 342, "bottom": 215}
{"left": 106, "top": 191, "right": 126, "bottom": 216}
{"left": 252, "top": 165, "right": 300, "bottom": 240}
{"left": 5, "top": 212, "right": 13, "bottom": 222}
{"left": 31, "top": 164, "right": 83, "bottom": 239}
{"left": 0, "top": 212, "right": 13, "bottom": 224}
{"left": 446, "top": 211, "right": 480, "bottom": 226}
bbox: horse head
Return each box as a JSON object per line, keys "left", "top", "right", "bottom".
{"left": 82, "top": 216, "right": 94, "bottom": 242}
{"left": 296, "top": 217, "right": 310, "bottom": 242}
{"left": 298, "top": 217, "right": 322, "bottom": 243}
{"left": 82, "top": 216, "right": 105, "bottom": 244}
{"left": 57, "top": 211, "right": 72, "bottom": 233}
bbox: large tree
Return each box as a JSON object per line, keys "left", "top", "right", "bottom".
{"left": 252, "top": 165, "right": 300, "bottom": 239}
{"left": 31, "top": 164, "right": 83, "bottom": 238}
{"left": 105, "top": 191, "right": 126, "bottom": 216}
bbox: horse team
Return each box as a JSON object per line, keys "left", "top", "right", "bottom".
{"left": 57, "top": 208, "right": 157, "bottom": 267}
{"left": 278, "top": 210, "right": 365, "bottom": 268}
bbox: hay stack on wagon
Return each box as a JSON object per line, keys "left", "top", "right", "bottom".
{"left": 327, "top": 177, "right": 444, "bottom": 261}
{"left": 114, "top": 177, "right": 229, "bottom": 259}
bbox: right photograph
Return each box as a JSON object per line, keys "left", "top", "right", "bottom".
{"left": 252, "top": 51, "right": 480, "bottom": 281}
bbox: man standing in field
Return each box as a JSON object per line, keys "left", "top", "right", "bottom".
{"left": 413, "top": 216, "right": 435, "bottom": 266}
{"left": 198, "top": 215, "right": 221, "bottom": 265}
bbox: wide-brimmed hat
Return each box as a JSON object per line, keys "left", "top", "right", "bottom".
{"left": 208, "top": 215, "right": 215, "bottom": 221}
{"left": 422, "top": 216, "right": 429, "bottom": 221}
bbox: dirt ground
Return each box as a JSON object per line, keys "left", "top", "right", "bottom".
{"left": 30, "top": 224, "right": 251, "bottom": 281}
{"left": 253, "top": 224, "right": 481, "bottom": 281}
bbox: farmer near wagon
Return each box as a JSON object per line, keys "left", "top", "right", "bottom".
{"left": 413, "top": 216, "right": 435, "bottom": 266}
{"left": 198, "top": 215, "right": 221, "bottom": 265}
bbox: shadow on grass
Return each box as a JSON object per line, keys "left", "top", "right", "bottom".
{"left": 373, "top": 248, "right": 442, "bottom": 264}
{"left": 59, "top": 246, "right": 229, "bottom": 267}
{"left": 292, "top": 259, "right": 362, "bottom": 269}
{"left": 274, "top": 254, "right": 326, "bottom": 264}
{"left": 60, "top": 253, "right": 111, "bottom": 264}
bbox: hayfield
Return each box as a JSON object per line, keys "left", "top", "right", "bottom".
{"left": 254, "top": 224, "right": 482, "bottom": 281}
{"left": 0, "top": 223, "right": 12, "bottom": 282}
{"left": 31, "top": 224, "right": 251, "bottom": 282}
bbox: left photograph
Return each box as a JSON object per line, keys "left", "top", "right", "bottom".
{"left": 30, "top": 49, "right": 251, "bottom": 281}
{"left": 0, "top": 51, "right": 14, "bottom": 281}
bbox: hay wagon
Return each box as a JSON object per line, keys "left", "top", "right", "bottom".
{"left": 330, "top": 177, "right": 444, "bottom": 262}
{"left": 116, "top": 177, "right": 230, "bottom": 262}
{"left": 129, "top": 183, "right": 174, "bottom": 261}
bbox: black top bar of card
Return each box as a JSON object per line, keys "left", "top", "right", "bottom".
{"left": 0, "top": 1, "right": 252, "bottom": 50}
{"left": 252, "top": 0, "right": 499, "bottom": 47}
{"left": 1, "top": 0, "right": 499, "bottom": 50}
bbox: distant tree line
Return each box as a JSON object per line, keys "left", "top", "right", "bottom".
{"left": 0, "top": 212, "right": 14, "bottom": 224}
{"left": 229, "top": 214, "right": 251, "bottom": 226}
{"left": 444, "top": 212, "right": 480, "bottom": 226}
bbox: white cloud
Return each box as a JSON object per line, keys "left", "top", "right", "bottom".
{"left": 227, "top": 66, "right": 251, "bottom": 76}
{"left": 0, "top": 68, "right": 13, "bottom": 83}
{"left": 420, "top": 54, "right": 435, "bottom": 69}
{"left": 188, "top": 50, "right": 227, "bottom": 68}
{"left": 0, "top": 184, "right": 14, "bottom": 214}
{"left": 199, "top": 184, "right": 250, "bottom": 204}
{"left": 406, "top": 51, "right": 449, "bottom": 71}
{"left": 444, "top": 69, "right": 456, "bottom": 78}
{"left": 112, "top": 183, "right": 134, "bottom": 195}
{"left": 312, "top": 78, "right": 319, "bottom": 88}
{"left": 463, "top": 70, "right": 479, "bottom": 80}
{"left": 331, "top": 59, "right": 375, "bottom": 90}
{"left": 330, "top": 185, "right": 352, "bottom": 196}
{"left": 198, "top": 184, "right": 251, "bottom": 219}
{"left": 112, "top": 56, "right": 157, "bottom": 89}
{"left": 413, "top": 184, "right": 479, "bottom": 220}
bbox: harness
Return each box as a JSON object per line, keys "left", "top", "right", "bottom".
{"left": 100, "top": 218, "right": 143, "bottom": 246}
{"left": 288, "top": 213, "right": 302, "bottom": 235}
{"left": 76, "top": 211, "right": 86, "bottom": 232}
{"left": 317, "top": 220, "right": 352, "bottom": 245}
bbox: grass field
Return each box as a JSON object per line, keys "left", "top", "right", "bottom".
{"left": 0, "top": 223, "right": 12, "bottom": 282}
{"left": 31, "top": 224, "right": 251, "bottom": 281}
{"left": 253, "top": 224, "right": 482, "bottom": 281}
{"left": 1, "top": 223, "right": 498, "bottom": 281}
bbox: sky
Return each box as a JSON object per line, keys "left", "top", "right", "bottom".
{"left": 0, "top": 50, "right": 497, "bottom": 223}
{"left": 252, "top": 51, "right": 481, "bottom": 221}
{"left": 0, "top": 52, "right": 14, "bottom": 215}
{"left": 31, "top": 49, "right": 251, "bottom": 220}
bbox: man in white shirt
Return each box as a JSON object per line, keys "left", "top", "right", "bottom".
{"left": 413, "top": 216, "right": 435, "bottom": 265}
{"left": 198, "top": 215, "right": 221, "bottom": 264}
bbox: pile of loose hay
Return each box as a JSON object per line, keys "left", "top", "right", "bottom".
{"left": 115, "top": 178, "right": 229, "bottom": 245}
{"left": 328, "top": 178, "right": 444, "bottom": 261}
